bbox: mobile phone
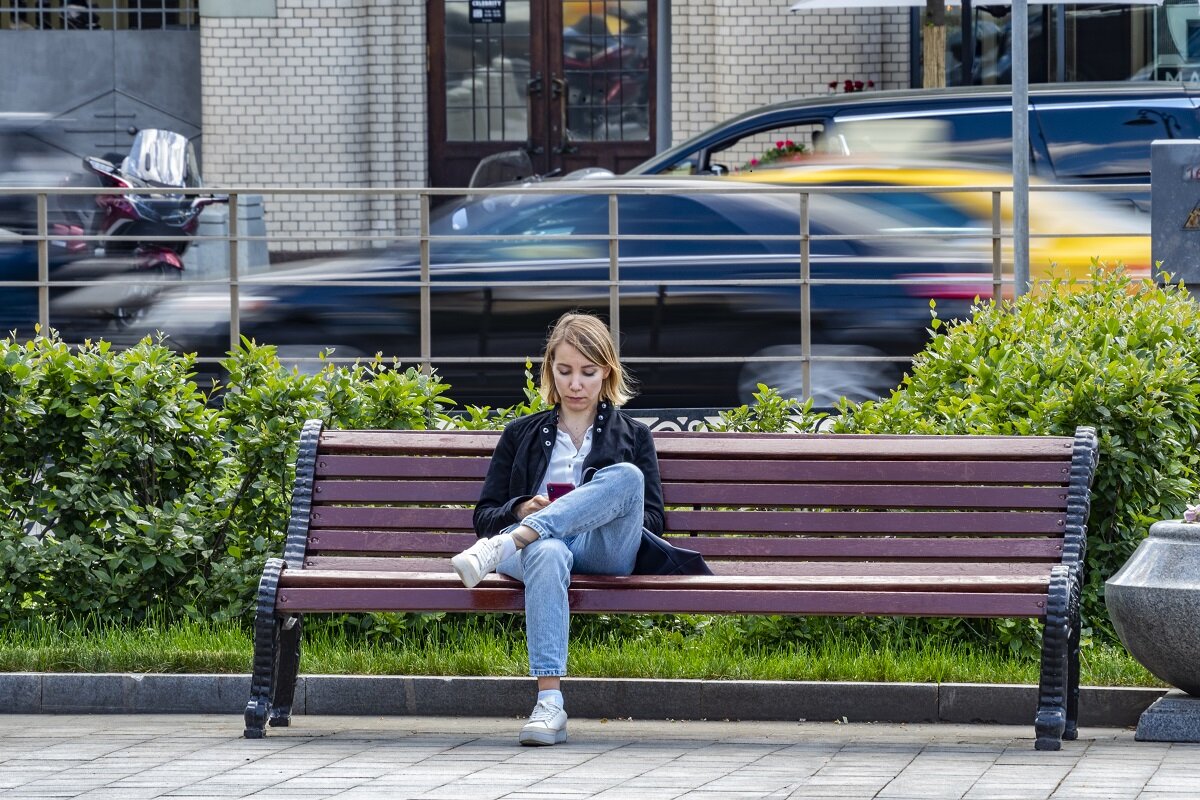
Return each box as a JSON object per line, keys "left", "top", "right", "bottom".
{"left": 546, "top": 482, "right": 575, "bottom": 502}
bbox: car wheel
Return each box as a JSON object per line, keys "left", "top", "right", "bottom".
{"left": 111, "top": 265, "right": 182, "bottom": 330}
{"left": 737, "top": 344, "right": 900, "bottom": 407}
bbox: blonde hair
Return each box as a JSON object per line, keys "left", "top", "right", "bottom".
{"left": 539, "top": 312, "right": 635, "bottom": 407}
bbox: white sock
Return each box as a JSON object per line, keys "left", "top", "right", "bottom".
{"left": 537, "top": 689, "right": 564, "bottom": 709}
{"left": 495, "top": 534, "right": 517, "bottom": 564}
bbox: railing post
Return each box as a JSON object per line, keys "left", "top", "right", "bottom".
{"left": 419, "top": 192, "right": 432, "bottom": 375}
{"left": 1013, "top": 0, "right": 1031, "bottom": 298}
{"left": 800, "top": 191, "right": 811, "bottom": 402}
{"left": 228, "top": 191, "right": 240, "bottom": 351}
{"left": 992, "top": 190, "right": 1003, "bottom": 302}
{"left": 608, "top": 193, "right": 620, "bottom": 355}
{"left": 36, "top": 192, "right": 49, "bottom": 334}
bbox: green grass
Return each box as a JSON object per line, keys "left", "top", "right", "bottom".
{"left": 0, "top": 614, "right": 1166, "bottom": 688}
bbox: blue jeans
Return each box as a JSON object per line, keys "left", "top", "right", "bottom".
{"left": 496, "top": 462, "right": 645, "bottom": 677}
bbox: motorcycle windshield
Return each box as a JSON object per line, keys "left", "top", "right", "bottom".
{"left": 120, "top": 129, "right": 201, "bottom": 188}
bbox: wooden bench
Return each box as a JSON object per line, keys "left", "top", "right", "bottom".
{"left": 244, "top": 419, "right": 1098, "bottom": 750}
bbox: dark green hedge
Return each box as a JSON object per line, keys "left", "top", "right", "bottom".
{"left": 0, "top": 334, "right": 456, "bottom": 625}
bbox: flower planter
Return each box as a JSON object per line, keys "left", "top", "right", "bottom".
{"left": 1106, "top": 520, "right": 1200, "bottom": 696}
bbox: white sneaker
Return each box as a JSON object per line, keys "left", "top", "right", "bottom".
{"left": 519, "top": 699, "right": 568, "bottom": 746}
{"left": 450, "top": 535, "right": 505, "bottom": 588}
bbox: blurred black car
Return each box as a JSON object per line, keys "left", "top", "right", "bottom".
{"left": 123, "top": 178, "right": 991, "bottom": 409}
{"left": 629, "top": 82, "right": 1200, "bottom": 211}
{"left": 0, "top": 239, "right": 183, "bottom": 341}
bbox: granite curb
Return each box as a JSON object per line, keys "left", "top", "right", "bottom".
{"left": 0, "top": 673, "right": 1166, "bottom": 727}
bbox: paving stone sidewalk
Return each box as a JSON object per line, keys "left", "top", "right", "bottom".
{"left": 0, "top": 714, "right": 1197, "bottom": 800}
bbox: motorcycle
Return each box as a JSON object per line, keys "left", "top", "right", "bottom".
{"left": 52, "top": 129, "right": 228, "bottom": 326}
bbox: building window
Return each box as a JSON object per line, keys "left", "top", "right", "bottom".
{"left": 2, "top": 1, "right": 199, "bottom": 31}
{"left": 939, "top": 2, "right": 1199, "bottom": 85}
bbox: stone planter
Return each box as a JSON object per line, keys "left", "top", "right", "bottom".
{"left": 1106, "top": 520, "right": 1200, "bottom": 696}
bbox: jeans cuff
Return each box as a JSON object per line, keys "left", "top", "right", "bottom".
{"left": 529, "top": 669, "right": 565, "bottom": 677}
{"left": 523, "top": 518, "right": 551, "bottom": 540}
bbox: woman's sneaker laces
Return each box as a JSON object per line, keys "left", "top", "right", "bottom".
{"left": 519, "top": 698, "right": 568, "bottom": 746}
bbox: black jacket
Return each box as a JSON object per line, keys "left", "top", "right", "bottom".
{"left": 473, "top": 403, "right": 711, "bottom": 576}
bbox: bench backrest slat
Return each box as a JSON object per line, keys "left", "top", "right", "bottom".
{"left": 317, "top": 455, "right": 489, "bottom": 479}
{"left": 301, "top": 555, "right": 1060, "bottom": 578}
{"left": 314, "top": 455, "right": 1070, "bottom": 485}
{"left": 312, "top": 479, "right": 1068, "bottom": 510}
{"left": 309, "top": 506, "right": 1065, "bottom": 535}
{"left": 650, "top": 433, "right": 1075, "bottom": 460}
{"left": 318, "top": 429, "right": 1075, "bottom": 459}
{"left": 661, "top": 459, "right": 1069, "bottom": 484}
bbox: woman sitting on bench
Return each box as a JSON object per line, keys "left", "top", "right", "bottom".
{"left": 451, "top": 311, "right": 707, "bottom": 746}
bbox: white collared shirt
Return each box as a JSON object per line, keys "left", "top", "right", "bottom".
{"left": 537, "top": 424, "right": 593, "bottom": 497}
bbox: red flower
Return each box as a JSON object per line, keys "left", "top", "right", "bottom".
{"left": 828, "top": 80, "right": 837, "bottom": 89}
{"left": 854, "top": 80, "right": 864, "bottom": 91}
{"left": 867, "top": 80, "right": 875, "bottom": 88}
{"left": 785, "top": 140, "right": 795, "bottom": 147}
{"left": 750, "top": 158, "right": 759, "bottom": 166}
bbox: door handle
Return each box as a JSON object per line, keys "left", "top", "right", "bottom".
{"left": 550, "top": 76, "right": 577, "bottom": 155}
{"left": 525, "top": 72, "right": 544, "bottom": 155}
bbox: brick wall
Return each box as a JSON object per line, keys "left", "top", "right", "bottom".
{"left": 669, "top": 2, "right": 912, "bottom": 147}
{"left": 200, "top": 0, "right": 425, "bottom": 252}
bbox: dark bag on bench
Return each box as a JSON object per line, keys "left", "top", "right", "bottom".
{"left": 634, "top": 529, "right": 713, "bottom": 576}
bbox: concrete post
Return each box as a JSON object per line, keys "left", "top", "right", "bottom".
{"left": 183, "top": 194, "right": 269, "bottom": 279}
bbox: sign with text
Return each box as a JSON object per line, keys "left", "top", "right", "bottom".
{"left": 469, "top": 0, "right": 505, "bottom": 23}
{"left": 1155, "top": 64, "right": 1200, "bottom": 83}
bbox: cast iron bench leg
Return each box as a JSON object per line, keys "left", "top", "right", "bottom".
{"left": 1064, "top": 572, "right": 1082, "bottom": 741}
{"left": 1034, "top": 565, "right": 1071, "bottom": 750}
{"left": 244, "top": 558, "right": 286, "bottom": 739}
{"left": 269, "top": 616, "right": 303, "bottom": 727}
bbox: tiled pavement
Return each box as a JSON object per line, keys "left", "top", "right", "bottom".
{"left": 0, "top": 714, "right": 1196, "bottom": 800}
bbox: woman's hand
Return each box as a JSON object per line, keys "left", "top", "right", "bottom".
{"left": 516, "top": 495, "right": 550, "bottom": 519}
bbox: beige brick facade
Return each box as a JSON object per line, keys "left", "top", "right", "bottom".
{"left": 669, "top": 4, "right": 910, "bottom": 148}
{"left": 199, "top": 1, "right": 910, "bottom": 249}
{"left": 200, "top": 0, "right": 425, "bottom": 251}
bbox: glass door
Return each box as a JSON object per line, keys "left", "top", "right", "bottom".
{"left": 429, "top": 0, "right": 656, "bottom": 188}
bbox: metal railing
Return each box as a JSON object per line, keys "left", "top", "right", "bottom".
{"left": 0, "top": 181, "right": 1150, "bottom": 404}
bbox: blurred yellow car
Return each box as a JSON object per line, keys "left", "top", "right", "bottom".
{"left": 728, "top": 160, "right": 1150, "bottom": 297}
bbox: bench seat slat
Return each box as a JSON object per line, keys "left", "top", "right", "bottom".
{"left": 275, "top": 586, "right": 1049, "bottom": 617}
{"left": 311, "top": 480, "right": 1069, "bottom": 510}
{"left": 301, "top": 556, "right": 1057, "bottom": 578}
{"left": 308, "top": 506, "right": 1065, "bottom": 534}
{"left": 319, "top": 430, "right": 1074, "bottom": 460}
{"left": 304, "top": 531, "right": 1066, "bottom": 560}
{"left": 280, "top": 570, "right": 1050, "bottom": 593}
